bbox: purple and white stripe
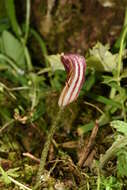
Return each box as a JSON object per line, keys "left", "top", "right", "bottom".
{"left": 58, "top": 53, "right": 86, "bottom": 107}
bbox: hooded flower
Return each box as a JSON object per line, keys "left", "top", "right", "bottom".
{"left": 58, "top": 53, "right": 86, "bottom": 107}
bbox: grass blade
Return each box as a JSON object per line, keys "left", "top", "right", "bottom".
{"left": 5, "top": 0, "right": 21, "bottom": 37}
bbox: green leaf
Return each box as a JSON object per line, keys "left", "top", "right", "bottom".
{"left": 85, "top": 92, "right": 121, "bottom": 108}
{"left": 101, "top": 176, "right": 122, "bottom": 190}
{"left": 117, "top": 149, "right": 127, "bottom": 177}
{"left": 102, "top": 79, "right": 127, "bottom": 102}
{"left": 86, "top": 56, "right": 105, "bottom": 71}
{"left": 111, "top": 120, "right": 127, "bottom": 135}
{"left": 78, "top": 113, "right": 111, "bottom": 134}
{"left": 87, "top": 42, "right": 118, "bottom": 72}
{"left": 47, "top": 54, "right": 64, "bottom": 71}
{"left": 6, "top": 167, "right": 20, "bottom": 178}
{"left": 77, "top": 121, "right": 94, "bottom": 134}
{"left": 1, "top": 30, "right": 25, "bottom": 69}
{"left": 0, "top": 166, "right": 11, "bottom": 184}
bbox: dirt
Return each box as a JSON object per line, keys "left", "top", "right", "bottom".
{"left": 32, "top": 0, "right": 125, "bottom": 54}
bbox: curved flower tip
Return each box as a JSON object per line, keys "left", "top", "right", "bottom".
{"left": 58, "top": 53, "right": 86, "bottom": 107}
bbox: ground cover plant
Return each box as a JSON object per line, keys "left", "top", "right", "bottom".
{"left": 0, "top": 0, "right": 127, "bottom": 189}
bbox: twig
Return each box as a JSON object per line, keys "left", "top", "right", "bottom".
{"left": 84, "top": 149, "right": 96, "bottom": 167}
{"left": 23, "top": 152, "right": 40, "bottom": 163}
{"left": 78, "top": 120, "right": 99, "bottom": 167}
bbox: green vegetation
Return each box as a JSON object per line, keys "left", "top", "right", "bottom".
{"left": 0, "top": 0, "right": 127, "bottom": 189}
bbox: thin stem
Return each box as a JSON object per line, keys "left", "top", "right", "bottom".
{"left": 107, "top": 8, "right": 127, "bottom": 122}
{"left": 9, "top": 86, "right": 30, "bottom": 91}
{"left": 20, "top": 0, "right": 32, "bottom": 71}
{"left": 24, "top": 0, "right": 30, "bottom": 44}
{"left": 30, "top": 74, "right": 37, "bottom": 110}
{"left": 8, "top": 176, "right": 32, "bottom": 190}
{"left": 37, "top": 67, "right": 51, "bottom": 75}
{"left": 117, "top": 25, "right": 127, "bottom": 81}
{"left": 116, "top": 13, "right": 127, "bottom": 121}
{"left": 97, "top": 168, "right": 100, "bottom": 190}
{"left": 123, "top": 7, "right": 127, "bottom": 26}
{"left": 121, "top": 100, "right": 126, "bottom": 122}
{"left": 34, "top": 108, "right": 64, "bottom": 189}
{"left": 24, "top": 46, "right": 33, "bottom": 71}
{"left": 109, "top": 88, "right": 116, "bottom": 99}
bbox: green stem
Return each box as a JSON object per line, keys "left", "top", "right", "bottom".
{"left": 37, "top": 67, "right": 51, "bottom": 75}
{"left": 117, "top": 24, "right": 127, "bottom": 121}
{"left": 115, "top": 13, "right": 127, "bottom": 121}
{"left": 123, "top": 7, "right": 127, "bottom": 27}
{"left": 30, "top": 73, "right": 37, "bottom": 110}
{"left": 24, "top": 0, "right": 30, "bottom": 44}
{"left": 109, "top": 88, "right": 116, "bottom": 99}
{"left": 121, "top": 99, "right": 126, "bottom": 122}
{"left": 34, "top": 108, "right": 64, "bottom": 190}
{"left": 117, "top": 25, "right": 127, "bottom": 81}
{"left": 97, "top": 168, "right": 100, "bottom": 190}
{"left": 24, "top": 46, "right": 33, "bottom": 71}
{"left": 20, "top": 0, "right": 32, "bottom": 72}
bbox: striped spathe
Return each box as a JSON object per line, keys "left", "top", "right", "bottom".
{"left": 58, "top": 53, "right": 86, "bottom": 107}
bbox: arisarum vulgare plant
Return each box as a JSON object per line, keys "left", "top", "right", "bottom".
{"left": 58, "top": 54, "right": 86, "bottom": 107}
{"left": 34, "top": 53, "right": 86, "bottom": 189}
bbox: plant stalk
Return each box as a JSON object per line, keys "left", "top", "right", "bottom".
{"left": 117, "top": 24, "right": 127, "bottom": 81}
{"left": 117, "top": 24, "right": 127, "bottom": 121}
{"left": 34, "top": 108, "right": 64, "bottom": 189}
{"left": 24, "top": 0, "right": 30, "bottom": 44}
